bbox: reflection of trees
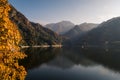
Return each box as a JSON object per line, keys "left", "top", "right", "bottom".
{"left": 0, "top": 0, "right": 27, "bottom": 79}
{"left": 20, "top": 48, "right": 60, "bottom": 70}
{"left": 21, "top": 47, "right": 97, "bottom": 70}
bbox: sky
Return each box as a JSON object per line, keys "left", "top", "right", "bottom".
{"left": 9, "top": 0, "right": 120, "bottom": 25}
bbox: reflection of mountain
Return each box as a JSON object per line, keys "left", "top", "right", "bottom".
{"left": 82, "top": 47, "right": 120, "bottom": 72}
{"left": 20, "top": 48, "right": 96, "bottom": 70}
{"left": 21, "top": 47, "right": 120, "bottom": 73}
{"left": 24, "top": 48, "right": 120, "bottom": 80}
{"left": 22, "top": 48, "right": 120, "bottom": 71}
{"left": 20, "top": 48, "right": 60, "bottom": 70}
{"left": 47, "top": 48, "right": 96, "bottom": 69}
{"left": 47, "top": 56, "right": 75, "bottom": 69}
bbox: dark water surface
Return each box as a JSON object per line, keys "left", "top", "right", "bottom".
{"left": 21, "top": 47, "right": 120, "bottom": 80}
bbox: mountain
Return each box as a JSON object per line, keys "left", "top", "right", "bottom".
{"left": 63, "top": 23, "right": 98, "bottom": 46}
{"left": 63, "top": 23, "right": 98, "bottom": 39}
{"left": 78, "top": 17, "right": 120, "bottom": 46}
{"left": 9, "top": 6, "right": 62, "bottom": 46}
{"left": 45, "top": 21, "right": 75, "bottom": 34}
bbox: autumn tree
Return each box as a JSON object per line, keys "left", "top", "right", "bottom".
{"left": 0, "top": 0, "right": 27, "bottom": 79}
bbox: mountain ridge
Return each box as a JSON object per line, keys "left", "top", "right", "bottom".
{"left": 9, "top": 5, "right": 62, "bottom": 46}
{"left": 76, "top": 17, "right": 120, "bottom": 46}
{"left": 63, "top": 23, "right": 98, "bottom": 39}
{"left": 45, "top": 21, "right": 75, "bottom": 34}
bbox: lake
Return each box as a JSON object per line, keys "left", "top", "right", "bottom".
{"left": 21, "top": 47, "right": 120, "bottom": 80}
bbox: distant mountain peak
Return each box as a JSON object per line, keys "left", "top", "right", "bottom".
{"left": 45, "top": 21, "right": 75, "bottom": 34}
{"left": 59, "top": 20, "right": 74, "bottom": 23}
{"left": 77, "top": 16, "right": 120, "bottom": 46}
{"left": 78, "top": 23, "right": 99, "bottom": 31}
{"left": 63, "top": 23, "right": 98, "bottom": 39}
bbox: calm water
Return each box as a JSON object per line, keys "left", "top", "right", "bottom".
{"left": 21, "top": 47, "right": 120, "bottom": 80}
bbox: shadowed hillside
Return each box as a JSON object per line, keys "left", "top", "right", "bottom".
{"left": 9, "top": 6, "right": 62, "bottom": 46}
{"left": 77, "top": 17, "right": 120, "bottom": 46}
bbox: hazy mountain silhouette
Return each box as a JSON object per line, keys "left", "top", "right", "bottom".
{"left": 63, "top": 23, "right": 98, "bottom": 38}
{"left": 77, "top": 17, "right": 120, "bottom": 46}
{"left": 45, "top": 21, "right": 75, "bottom": 34}
{"left": 63, "top": 23, "right": 98, "bottom": 46}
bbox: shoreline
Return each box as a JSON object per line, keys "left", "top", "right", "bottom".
{"left": 20, "top": 45, "right": 62, "bottom": 48}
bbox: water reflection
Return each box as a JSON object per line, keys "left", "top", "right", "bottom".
{"left": 21, "top": 48, "right": 60, "bottom": 70}
{"left": 22, "top": 47, "right": 120, "bottom": 80}
{"left": 82, "top": 47, "right": 120, "bottom": 72}
{"left": 26, "top": 64, "right": 120, "bottom": 80}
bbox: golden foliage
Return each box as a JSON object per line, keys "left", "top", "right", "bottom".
{"left": 0, "top": 0, "right": 27, "bottom": 80}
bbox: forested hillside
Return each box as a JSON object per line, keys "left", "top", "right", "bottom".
{"left": 77, "top": 17, "right": 120, "bottom": 46}
{"left": 9, "top": 6, "right": 62, "bottom": 46}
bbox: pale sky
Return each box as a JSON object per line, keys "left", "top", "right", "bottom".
{"left": 9, "top": 0, "right": 120, "bottom": 25}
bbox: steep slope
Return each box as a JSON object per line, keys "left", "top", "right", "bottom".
{"left": 45, "top": 21, "right": 75, "bottom": 34}
{"left": 9, "top": 6, "right": 62, "bottom": 46}
{"left": 64, "top": 23, "right": 98, "bottom": 38}
{"left": 78, "top": 17, "right": 120, "bottom": 46}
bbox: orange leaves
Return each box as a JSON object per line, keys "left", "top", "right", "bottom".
{"left": 0, "top": 0, "right": 27, "bottom": 79}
